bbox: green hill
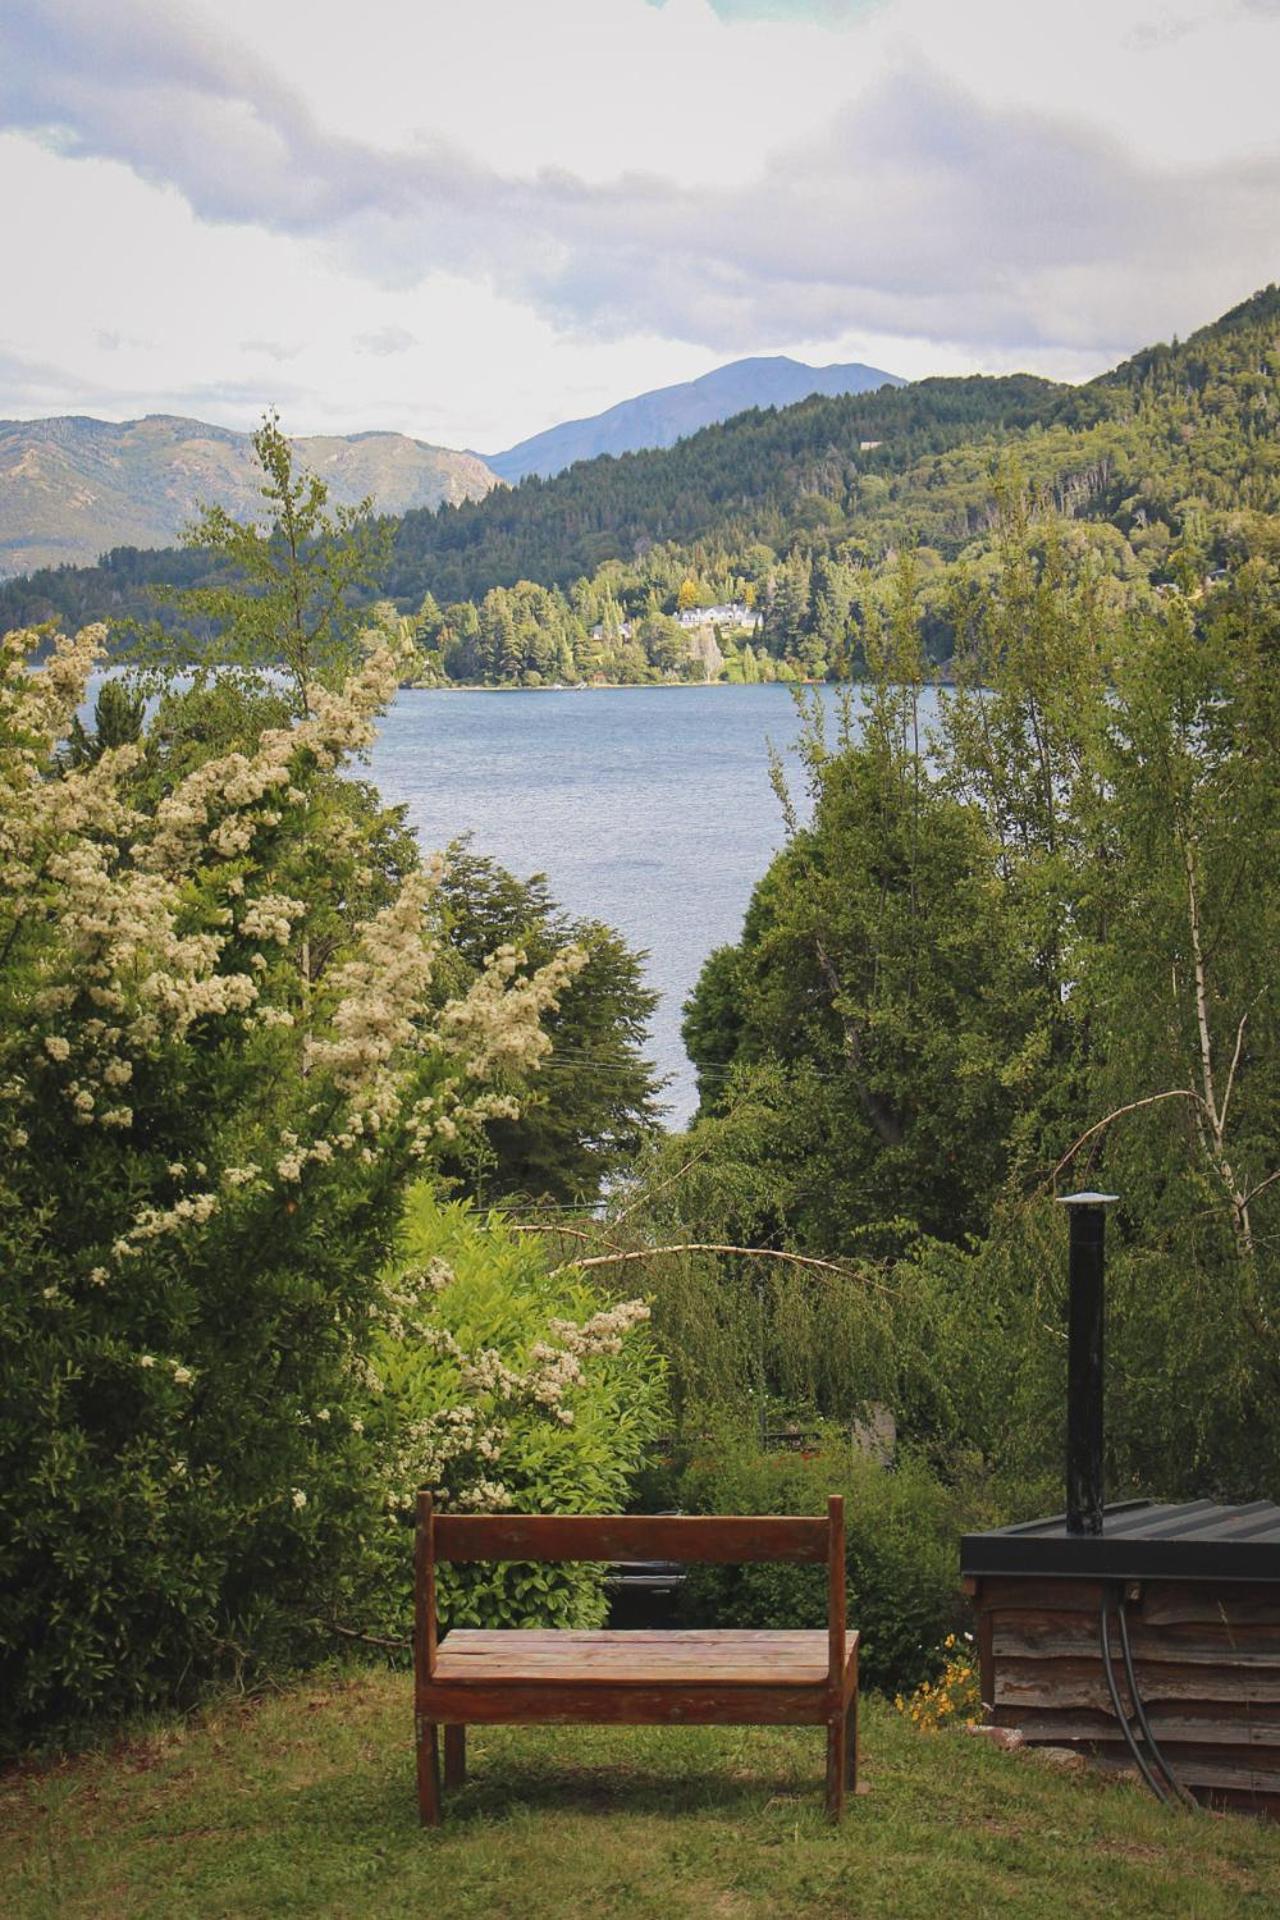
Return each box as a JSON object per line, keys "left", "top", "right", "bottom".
{"left": 389, "top": 373, "right": 1060, "bottom": 604}
{"left": 0, "top": 374, "right": 1063, "bottom": 634}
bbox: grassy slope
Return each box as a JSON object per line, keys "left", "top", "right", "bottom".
{"left": 5, "top": 1669, "right": 1278, "bottom": 1918}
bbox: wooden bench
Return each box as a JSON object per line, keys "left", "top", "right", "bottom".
{"left": 414, "top": 1492, "right": 859, "bottom": 1824}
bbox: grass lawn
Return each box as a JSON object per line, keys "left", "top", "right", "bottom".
{"left": 4, "top": 1667, "right": 1279, "bottom": 1918}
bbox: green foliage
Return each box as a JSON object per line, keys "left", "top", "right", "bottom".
{"left": 58, "top": 675, "right": 145, "bottom": 769}
{"left": 380, "top": 373, "right": 1060, "bottom": 606}
{"left": 364, "top": 1188, "right": 666, "bottom": 1634}
{"left": 606, "top": 1116, "right": 903, "bottom": 1431}
{"left": 0, "top": 437, "right": 670, "bottom": 1747}
{"left": 158, "top": 411, "right": 392, "bottom": 713}
{"left": 130, "top": 439, "right": 662, "bottom": 1209}
{"left": 684, "top": 738, "right": 1033, "bottom": 1250}
{"left": 434, "top": 843, "right": 663, "bottom": 1204}
{"left": 649, "top": 521, "right": 1280, "bottom": 1504}
{"left": 0, "top": 624, "right": 589, "bottom": 1749}
{"left": 674, "top": 1423, "right": 961, "bottom": 1694}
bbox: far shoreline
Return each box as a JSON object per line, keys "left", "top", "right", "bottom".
{"left": 397, "top": 674, "right": 955, "bottom": 694}
{"left": 399, "top": 678, "right": 828, "bottom": 693}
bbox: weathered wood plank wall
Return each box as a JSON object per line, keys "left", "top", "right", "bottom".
{"left": 969, "top": 1576, "right": 1280, "bottom": 1816}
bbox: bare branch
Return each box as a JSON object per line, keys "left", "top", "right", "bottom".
{"left": 1241, "top": 1166, "right": 1280, "bottom": 1210}
{"left": 315, "top": 1620, "right": 410, "bottom": 1651}
{"left": 1183, "top": 837, "right": 1221, "bottom": 1134}
{"left": 1218, "top": 1007, "right": 1251, "bottom": 1139}
{"left": 1049, "top": 1089, "right": 1203, "bottom": 1186}
{"left": 547, "top": 1241, "right": 894, "bottom": 1295}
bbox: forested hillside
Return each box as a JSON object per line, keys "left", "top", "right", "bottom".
{"left": 3, "top": 285, "right": 1277, "bottom": 686}
{"left": 0, "top": 373, "right": 1056, "bottom": 629}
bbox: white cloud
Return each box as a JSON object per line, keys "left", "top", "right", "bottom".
{"left": 95, "top": 329, "right": 154, "bottom": 353}
{"left": 240, "top": 339, "right": 301, "bottom": 362}
{"left": 354, "top": 326, "right": 417, "bottom": 357}
{"left": 0, "top": 0, "right": 1277, "bottom": 445}
{"left": 0, "top": 346, "right": 89, "bottom": 416}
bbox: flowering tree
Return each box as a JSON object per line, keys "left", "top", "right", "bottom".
{"left": 0, "top": 622, "right": 585, "bottom": 1741}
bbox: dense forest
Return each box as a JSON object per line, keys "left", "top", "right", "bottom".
{"left": 6, "top": 284, "right": 1278, "bottom": 687}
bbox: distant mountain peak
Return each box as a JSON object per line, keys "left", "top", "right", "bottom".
{"left": 0, "top": 416, "right": 501, "bottom": 576}
{"left": 487, "top": 355, "right": 904, "bottom": 483}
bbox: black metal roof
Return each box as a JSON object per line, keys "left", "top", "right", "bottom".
{"left": 961, "top": 1498, "right": 1280, "bottom": 1583}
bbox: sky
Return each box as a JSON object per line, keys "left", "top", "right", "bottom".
{"left": 1, "top": 0, "right": 1278, "bottom": 452}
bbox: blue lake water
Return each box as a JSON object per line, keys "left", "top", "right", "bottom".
{"left": 79, "top": 673, "right": 870, "bottom": 1125}
{"left": 369, "top": 685, "right": 854, "bottom": 1126}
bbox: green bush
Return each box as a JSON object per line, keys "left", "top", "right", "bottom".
{"left": 0, "top": 629, "right": 583, "bottom": 1750}
{"left": 363, "top": 1187, "right": 667, "bottom": 1634}
{"left": 675, "top": 1422, "right": 961, "bottom": 1695}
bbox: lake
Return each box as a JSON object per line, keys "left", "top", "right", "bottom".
{"left": 78, "top": 674, "right": 870, "bottom": 1124}
{"left": 369, "top": 684, "right": 854, "bottom": 1126}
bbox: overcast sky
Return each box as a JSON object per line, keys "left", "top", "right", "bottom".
{"left": 1, "top": 0, "right": 1277, "bottom": 451}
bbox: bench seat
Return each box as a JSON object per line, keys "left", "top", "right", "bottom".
{"left": 435, "top": 1628, "right": 832, "bottom": 1686}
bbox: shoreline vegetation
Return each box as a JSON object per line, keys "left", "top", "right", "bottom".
{"left": 398, "top": 674, "right": 847, "bottom": 692}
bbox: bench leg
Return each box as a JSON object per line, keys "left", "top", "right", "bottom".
{"left": 417, "top": 1716, "right": 442, "bottom": 1827}
{"left": 845, "top": 1695, "right": 858, "bottom": 1792}
{"left": 444, "top": 1724, "right": 467, "bottom": 1789}
{"left": 826, "top": 1712, "right": 847, "bottom": 1822}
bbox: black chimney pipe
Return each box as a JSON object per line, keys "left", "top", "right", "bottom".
{"left": 1057, "top": 1192, "right": 1117, "bottom": 1537}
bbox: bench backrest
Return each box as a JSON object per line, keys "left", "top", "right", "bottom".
{"left": 415, "top": 1492, "right": 847, "bottom": 1689}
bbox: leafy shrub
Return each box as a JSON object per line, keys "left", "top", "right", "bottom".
{"left": 0, "top": 627, "right": 579, "bottom": 1750}
{"left": 675, "top": 1422, "right": 961, "bottom": 1694}
{"left": 895, "top": 1633, "right": 981, "bottom": 1730}
{"left": 360, "top": 1188, "right": 666, "bottom": 1634}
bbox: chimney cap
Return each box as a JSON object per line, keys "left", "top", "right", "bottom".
{"left": 1057, "top": 1190, "right": 1119, "bottom": 1206}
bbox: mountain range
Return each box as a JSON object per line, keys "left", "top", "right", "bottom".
{"left": 0, "top": 416, "right": 499, "bottom": 578}
{"left": 6, "top": 286, "right": 1277, "bottom": 667}
{"left": 484, "top": 356, "right": 903, "bottom": 482}
{"left": 0, "top": 356, "right": 904, "bottom": 577}
{"left": 386, "top": 282, "right": 1280, "bottom": 685}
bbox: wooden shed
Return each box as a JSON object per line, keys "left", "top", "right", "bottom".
{"left": 962, "top": 1499, "right": 1280, "bottom": 1813}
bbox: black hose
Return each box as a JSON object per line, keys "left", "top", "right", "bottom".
{"left": 1099, "top": 1593, "right": 1169, "bottom": 1803}
{"left": 1117, "top": 1589, "right": 1196, "bottom": 1810}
